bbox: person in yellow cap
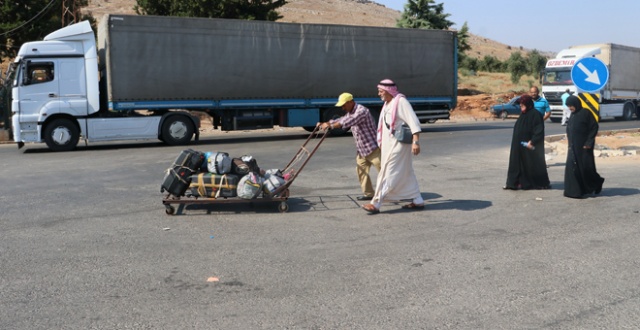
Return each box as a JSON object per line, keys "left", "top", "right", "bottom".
{"left": 317, "top": 92, "right": 381, "bottom": 200}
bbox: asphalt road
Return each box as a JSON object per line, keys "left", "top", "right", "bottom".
{"left": 1, "top": 120, "right": 639, "bottom": 329}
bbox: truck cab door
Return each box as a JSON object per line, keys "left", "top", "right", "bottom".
{"left": 57, "top": 58, "right": 88, "bottom": 116}
{"left": 17, "top": 61, "right": 59, "bottom": 122}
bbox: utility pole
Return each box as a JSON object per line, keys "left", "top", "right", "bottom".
{"left": 61, "top": 0, "right": 80, "bottom": 26}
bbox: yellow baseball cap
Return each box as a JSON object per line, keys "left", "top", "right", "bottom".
{"left": 335, "top": 92, "right": 353, "bottom": 107}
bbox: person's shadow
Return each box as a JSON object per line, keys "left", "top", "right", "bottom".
{"left": 547, "top": 182, "right": 640, "bottom": 197}
{"left": 384, "top": 192, "right": 492, "bottom": 214}
{"left": 596, "top": 187, "right": 640, "bottom": 197}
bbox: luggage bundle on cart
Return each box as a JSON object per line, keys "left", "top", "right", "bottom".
{"left": 161, "top": 151, "right": 289, "bottom": 199}
{"left": 161, "top": 128, "right": 327, "bottom": 215}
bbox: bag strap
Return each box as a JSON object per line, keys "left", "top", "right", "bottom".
{"left": 250, "top": 173, "right": 262, "bottom": 199}
{"left": 383, "top": 113, "right": 391, "bottom": 131}
{"left": 215, "top": 174, "right": 227, "bottom": 199}
{"left": 384, "top": 114, "right": 410, "bottom": 134}
{"left": 196, "top": 173, "right": 207, "bottom": 197}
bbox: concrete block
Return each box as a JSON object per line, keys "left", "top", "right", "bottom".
{"left": 0, "top": 130, "right": 10, "bottom": 142}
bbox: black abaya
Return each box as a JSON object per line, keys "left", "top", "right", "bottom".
{"left": 505, "top": 109, "right": 550, "bottom": 189}
{"left": 563, "top": 107, "right": 605, "bottom": 198}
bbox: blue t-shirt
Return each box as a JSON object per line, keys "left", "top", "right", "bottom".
{"left": 533, "top": 97, "right": 550, "bottom": 116}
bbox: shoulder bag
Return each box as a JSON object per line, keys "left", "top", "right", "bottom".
{"left": 384, "top": 115, "right": 412, "bottom": 144}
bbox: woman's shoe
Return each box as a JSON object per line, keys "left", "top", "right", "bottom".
{"left": 595, "top": 178, "right": 604, "bottom": 194}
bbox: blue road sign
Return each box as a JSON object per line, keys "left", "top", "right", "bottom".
{"left": 571, "top": 57, "right": 609, "bottom": 93}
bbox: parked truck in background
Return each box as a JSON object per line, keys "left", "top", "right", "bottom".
{"left": 2, "top": 14, "right": 457, "bottom": 151}
{"left": 542, "top": 43, "right": 640, "bottom": 123}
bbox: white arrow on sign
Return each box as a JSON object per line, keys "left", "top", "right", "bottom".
{"left": 577, "top": 62, "right": 601, "bottom": 85}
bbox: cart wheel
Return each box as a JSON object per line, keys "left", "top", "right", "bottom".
{"left": 278, "top": 202, "right": 289, "bottom": 213}
{"left": 165, "top": 205, "right": 175, "bottom": 215}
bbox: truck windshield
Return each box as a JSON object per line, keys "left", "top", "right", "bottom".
{"left": 543, "top": 68, "right": 572, "bottom": 86}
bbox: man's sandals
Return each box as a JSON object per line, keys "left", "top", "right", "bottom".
{"left": 362, "top": 203, "right": 425, "bottom": 214}
{"left": 362, "top": 204, "right": 380, "bottom": 214}
{"left": 401, "top": 202, "right": 424, "bottom": 210}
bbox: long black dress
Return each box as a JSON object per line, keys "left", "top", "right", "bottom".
{"left": 564, "top": 106, "right": 605, "bottom": 198}
{"left": 505, "top": 109, "right": 550, "bottom": 189}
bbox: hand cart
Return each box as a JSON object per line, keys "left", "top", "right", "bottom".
{"left": 162, "top": 127, "right": 328, "bottom": 215}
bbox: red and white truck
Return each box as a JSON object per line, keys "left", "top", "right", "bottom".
{"left": 541, "top": 43, "right": 640, "bottom": 122}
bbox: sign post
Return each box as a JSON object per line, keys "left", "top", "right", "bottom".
{"left": 570, "top": 57, "right": 609, "bottom": 121}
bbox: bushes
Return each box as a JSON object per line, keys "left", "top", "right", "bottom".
{"left": 460, "top": 50, "right": 548, "bottom": 84}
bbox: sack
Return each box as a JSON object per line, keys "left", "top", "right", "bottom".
{"left": 201, "top": 152, "right": 212, "bottom": 171}
{"left": 185, "top": 173, "right": 238, "bottom": 198}
{"left": 237, "top": 172, "right": 265, "bottom": 199}
{"left": 393, "top": 124, "right": 413, "bottom": 144}
{"left": 231, "top": 156, "right": 260, "bottom": 176}
{"left": 263, "top": 170, "right": 286, "bottom": 195}
{"left": 206, "top": 151, "right": 232, "bottom": 174}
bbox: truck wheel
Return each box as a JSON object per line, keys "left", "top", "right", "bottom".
{"left": 161, "top": 115, "right": 194, "bottom": 145}
{"left": 302, "top": 126, "right": 316, "bottom": 132}
{"left": 323, "top": 108, "right": 347, "bottom": 136}
{"left": 500, "top": 111, "right": 508, "bottom": 120}
{"left": 44, "top": 118, "right": 79, "bottom": 152}
{"left": 622, "top": 103, "right": 634, "bottom": 121}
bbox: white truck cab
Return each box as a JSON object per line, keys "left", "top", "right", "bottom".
{"left": 12, "top": 22, "right": 100, "bottom": 149}
{"left": 11, "top": 21, "right": 197, "bottom": 151}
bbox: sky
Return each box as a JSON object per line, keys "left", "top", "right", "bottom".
{"left": 376, "top": 0, "right": 640, "bottom": 53}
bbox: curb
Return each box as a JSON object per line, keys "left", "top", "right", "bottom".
{"left": 545, "top": 128, "right": 640, "bottom": 143}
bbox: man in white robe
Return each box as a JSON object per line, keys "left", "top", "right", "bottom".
{"left": 362, "top": 79, "right": 424, "bottom": 214}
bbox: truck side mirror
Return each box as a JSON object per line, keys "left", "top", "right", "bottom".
{"left": 21, "top": 60, "right": 32, "bottom": 86}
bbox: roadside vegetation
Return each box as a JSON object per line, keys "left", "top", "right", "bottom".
{"left": 459, "top": 71, "right": 538, "bottom": 95}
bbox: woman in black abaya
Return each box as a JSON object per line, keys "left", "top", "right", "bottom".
{"left": 563, "top": 95, "right": 605, "bottom": 198}
{"left": 504, "top": 95, "right": 551, "bottom": 190}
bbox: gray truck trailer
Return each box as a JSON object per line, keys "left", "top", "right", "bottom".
{"left": 99, "top": 14, "right": 457, "bottom": 130}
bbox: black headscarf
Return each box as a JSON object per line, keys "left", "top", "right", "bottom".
{"left": 565, "top": 95, "right": 582, "bottom": 110}
{"left": 518, "top": 94, "right": 534, "bottom": 113}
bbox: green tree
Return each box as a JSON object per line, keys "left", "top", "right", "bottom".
{"left": 135, "top": 0, "right": 287, "bottom": 21}
{"left": 456, "top": 21, "right": 470, "bottom": 64}
{"left": 0, "top": 0, "right": 64, "bottom": 58}
{"left": 506, "top": 52, "right": 527, "bottom": 84}
{"left": 459, "top": 56, "right": 478, "bottom": 72}
{"left": 526, "top": 49, "right": 548, "bottom": 78}
{"left": 478, "top": 55, "right": 503, "bottom": 73}
{"left": 396, "top": 0, "right": 453, "bottom": 29}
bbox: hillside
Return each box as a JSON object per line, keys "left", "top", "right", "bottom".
{"left": 81, "top": 0, "right": 526, "bottom": 61}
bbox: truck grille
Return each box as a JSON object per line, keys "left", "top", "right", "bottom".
{"left": 543, "top": 91, "right": 563, "bottom": 105}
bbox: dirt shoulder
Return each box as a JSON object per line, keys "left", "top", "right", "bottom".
{"left": 545, "top": 129, "right": 640, "bottom": 164}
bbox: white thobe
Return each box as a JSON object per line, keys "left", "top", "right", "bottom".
{"left": 372, "top": 97, "right": 423, "bottom": 208}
